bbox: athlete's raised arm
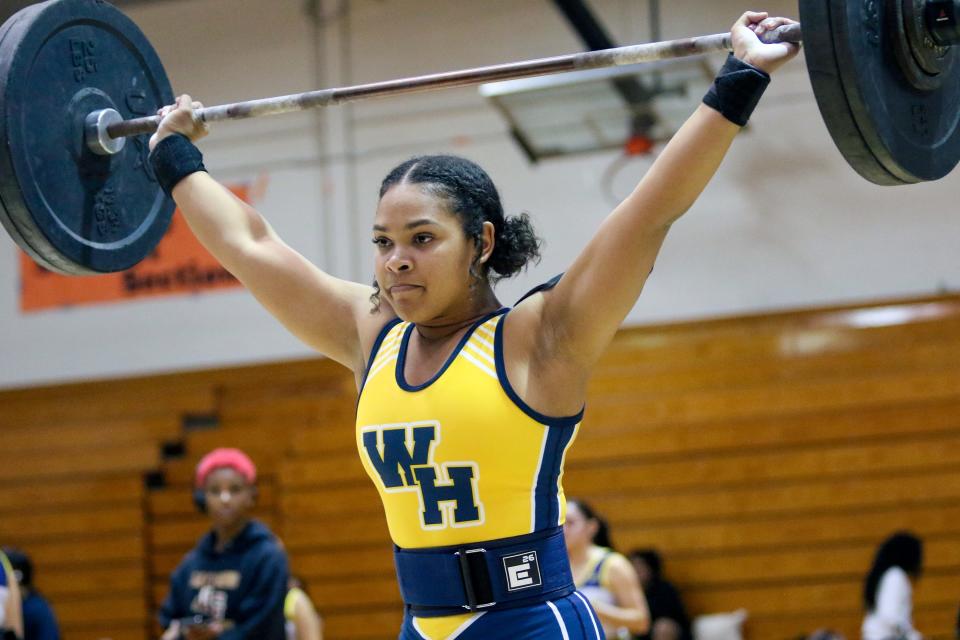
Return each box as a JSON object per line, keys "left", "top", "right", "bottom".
{"left": 522, "top": 13, "right": 799, "bottom": 379}
{"left": 149, "top": 97, "right": 394, "bottom": 374}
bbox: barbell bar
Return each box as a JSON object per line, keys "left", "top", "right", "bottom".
{"left": 98, "top": 24, "right": 803, "bottom": 142}
{"left": 0, "top": 0, "right": 958, "bottom": 277}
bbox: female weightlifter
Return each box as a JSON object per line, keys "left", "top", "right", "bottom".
{"left": 148, "top": 12, "right": 799, "bottom": 639}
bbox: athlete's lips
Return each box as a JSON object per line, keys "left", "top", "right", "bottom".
{"left": 387, "top": 284, "right": 422, "bottom": 295}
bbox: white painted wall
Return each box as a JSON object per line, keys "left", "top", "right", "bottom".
{"left": 1, "top": 0, "right": 958, "bottom": 388}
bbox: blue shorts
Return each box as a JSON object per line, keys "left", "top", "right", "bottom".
{"left": 400, "top": 591, "right": 605, "bottom": 640}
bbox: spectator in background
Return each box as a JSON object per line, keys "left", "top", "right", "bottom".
{"left": 0, "top": 548, "right": 22, "bottom": 640}
{"left": 628, "top": 549, "right": 692, "bottom": 640}
{"left": 801, "top": 631, "right": 846, "bottom": 640}
{"left": 1, "top": 549, "right": 58, "bottom": 640}
{"left": 159, "top": 448, "right": 288, "bottom": 640}
{"left": 284, "top": 576, "right": 322, "bottom": 640}
{"left": 565, "top": 499, "right": 649, "bottom": 639}
{"left": 862, "top": 531, "right": 924, "bottom": 640}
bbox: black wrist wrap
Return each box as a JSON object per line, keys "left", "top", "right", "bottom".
{"left": 149, "top": 134, "right": 207, "bottom": 197}
{"left": 702, "top": 53, "right": 771, "bottom": 126}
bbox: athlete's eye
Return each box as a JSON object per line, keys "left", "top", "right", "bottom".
{"left": 372, "top": 236, "right": 391, "bottom": 248}
{"left": 414, "top": 233, "right": 433, "bottom": 245}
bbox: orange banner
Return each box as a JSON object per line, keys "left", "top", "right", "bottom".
{"left": 19, "top": 184, "right": 252, "bottom": 313}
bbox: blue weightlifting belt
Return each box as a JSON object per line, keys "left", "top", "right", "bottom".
{"left": 393, "top": 526, "right": 575, "bottom": 617}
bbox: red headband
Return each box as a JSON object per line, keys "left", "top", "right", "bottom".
{"left": 195, "top": 448, "right": 257, "bottom": 488}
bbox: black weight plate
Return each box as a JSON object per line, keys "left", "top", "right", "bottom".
{"left": 0, "top": 0, "right": 174, "bottom": 274}
{"left": 0, "top": 3, "right": 56, "bottom": 270}
{"left": 800, "top": 0, "right": 960, "bottom": 185}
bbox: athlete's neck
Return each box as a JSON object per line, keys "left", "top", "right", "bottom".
{"left": 414, "top": 287, "right": 502, "bottom": 342}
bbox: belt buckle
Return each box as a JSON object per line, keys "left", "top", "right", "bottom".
{"left": 456, "top": 547, "right": 497, "bottom": 611}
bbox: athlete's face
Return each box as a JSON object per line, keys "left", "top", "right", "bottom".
{"left": 373, "top": 184, "right": 484, "bottom": 323}
{"left": 563, "top": 501, "right": 598, "bottom": 552}
{"left": 203, "top": 467, "right": 255, "bottom": 529}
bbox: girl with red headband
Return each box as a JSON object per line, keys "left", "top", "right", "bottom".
{"left": 159, "top": 448, "right": 289, "bottom": 640}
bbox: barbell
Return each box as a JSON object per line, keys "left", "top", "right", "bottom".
{"left": 0, "top": 0, "right": 958, "bottom": 276}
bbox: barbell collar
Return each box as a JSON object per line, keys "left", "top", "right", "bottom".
{"left": 84, "top": 108, "right": 127, "bottom": 156}
{"left": 103, "top": 23, "right": 802, "bottom": 141}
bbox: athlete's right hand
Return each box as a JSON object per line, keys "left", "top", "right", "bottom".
{"left": 149, "top": 94, "right": 210, "bottom": 151}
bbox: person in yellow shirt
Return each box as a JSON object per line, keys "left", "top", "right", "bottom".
{"left": 284, "top": 577, "right": 322, "bottom": 640}
{"left": 148, "top": 12, "right": 798, "bottom": 638}
{"left": 565, "top": 500, "right": 649, "bottom": 639}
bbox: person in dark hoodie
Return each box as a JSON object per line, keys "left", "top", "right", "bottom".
{"left": 159, "top": 448, "right": 288, "bottom": 640}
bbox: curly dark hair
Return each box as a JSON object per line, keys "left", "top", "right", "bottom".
{"left": 863, "top": 531, "right": 923, "bottom": 610}
{"left": 371, "top": 155, "right": 541, "bottom": 309}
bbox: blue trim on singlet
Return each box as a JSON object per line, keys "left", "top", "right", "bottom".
{"left": 533, "top": 424, "right": 578, "bottom": 530}
{"left": 358, "top": 317, "right": 404, "bottom": 397}
{"left": 495, "top": 275, "right": 583, "bottom": 531}
{"left": 493, "top": 312, "right": 584, "bottom": 429}
{"left": 515, "top": 273, "right": 564, "bottom": 305}
{"left": 396, "top": 308, "right": 507, "bottom": 392}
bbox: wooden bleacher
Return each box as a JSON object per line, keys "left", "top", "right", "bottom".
{"left": 0, "top": 406, "right": 189, "bottom": 639}
{"left": 1, "top": 293, "right": 958, "bottom": 638}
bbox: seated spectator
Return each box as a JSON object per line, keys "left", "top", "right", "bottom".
{"left": 284, "top": 576, "right": 322, "bottom": 640}
{"left": 565, "top": 499, "right": 650, "bottom": 639}
{"left": 1, "top": 549, "right": 58, "bottom": 640}
{"left": 159, "top": 448, "right": 289, "bottom": 640}
{"left": 0, "top": 549, "right": 23, "bottom": 640}
{"left": 862, "top": 531, "right": 923, "bottom": 640}
{"left": 628, "top": 549, "right": 692, "bottom": 640}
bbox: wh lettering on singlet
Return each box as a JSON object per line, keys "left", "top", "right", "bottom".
{"left": 361, "top": 422, "right": 485, "bottom": 530}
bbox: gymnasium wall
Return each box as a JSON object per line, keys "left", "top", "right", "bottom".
{"left": 1, "top": 0, "right": 959, "bottom": 389}
{"left": 1, "top": 292, "right": 958, "bottom": 639}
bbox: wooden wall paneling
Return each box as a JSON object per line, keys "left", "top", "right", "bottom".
{"left": 589, "top": 339, "right": 960, "bottom": 397}
{"left": 18, "top": 534, "right": 145, "bottom": 567}
{"left": 566, "top": 432, "right": 960, "bottom": 492}
{"left": 0, "top": 474, "right": 143, "bottom": 513}
{"left": 582, "top": 365, "right": 960, "bottom": 426}
{"left": 569, "top": 397, "right": 960, "bottom": 461}
{"left": 0, "top": 444, "right": 160, "bottom": 481}
{"left": 611, "top": 503, "right": 960, "bottom": 553}
{"left": 654, "top": 535, "right": 960, "bottom": 587}
{"left": 2, "top": 506, "right": 144, "bottom": 540}
{"left": 0, "top": 415, "right": 180, "bottom": 454}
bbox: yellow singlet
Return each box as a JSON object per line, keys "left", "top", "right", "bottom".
{"left": 356, "top": 309, "right": 582, "bottom": 550}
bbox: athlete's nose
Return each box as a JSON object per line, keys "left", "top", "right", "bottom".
{"left": 386, "top": 250, "right": 412, "bottom": 273}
